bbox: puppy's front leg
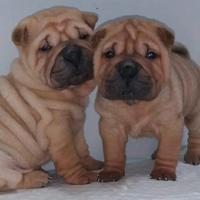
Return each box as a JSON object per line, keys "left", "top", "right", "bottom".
{"left": 97, "top": 118, "right": 128, "bottom": 182}
{"left": 47, "top": 111, "right": 96, "bottom": 185}
{"left": 74, "top": 129, "right": 104, "bottom": 170}
{"left": 150, "top": 119, "right": 183, "bottom": 181}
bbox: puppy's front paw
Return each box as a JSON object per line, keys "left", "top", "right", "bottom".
{"left": 184, "top": 150, "right": 200, "bottom": 165}
{"left": 97, "top": 170, "right": 124, "bottom": 182}
{"left": 65, "top": 171, "right": 97, "bottom": 185}
{"left": 150, "top": 168, "right": 176, "bottom": 181}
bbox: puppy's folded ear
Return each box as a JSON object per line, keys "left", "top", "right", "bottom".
{"left": 92, "top": 29, "right": 106, "bottom": 48}
{"left": 12, "top": 24, "right": 29, "bottom": 47}
{"left": 82, "top": 12, "right": 98, "bottom": 29}
{"left": 157, "top": 26, "right": 175, "bottom": 49}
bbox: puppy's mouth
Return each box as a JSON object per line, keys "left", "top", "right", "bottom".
{"left": 101, "top": 59, "right": 156, "bottom": 102}
{"left": 50, "top": 43, "right": 93, "bottom": 90}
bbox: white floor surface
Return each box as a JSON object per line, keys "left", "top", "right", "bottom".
{"left": 1, "top": 159, "right": 199, "bottom": 200}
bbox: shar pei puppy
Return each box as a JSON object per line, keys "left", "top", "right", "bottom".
{"left": 0, "top": 6, "right": 103, "bottom": 191}
{"left": 92, "top": 16, "right": 200, "bottom": 182}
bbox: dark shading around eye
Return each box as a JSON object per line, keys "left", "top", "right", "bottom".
{"left": 146, "top": 51, "right": 157, "bottom": 60}
{"left": 104, "top": 49, "right": 115, "bottom": 59}
{"left": 79, "top": 32, "right": 90, "bottom": 40}
{"left": 39, "top": 40, "right": 52, "bottom": 52}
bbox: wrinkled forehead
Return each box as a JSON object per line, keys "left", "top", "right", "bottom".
{"left": 100, "top": 17, "right": 157, "bottom": 35}
{"left": 100, "top": 19, "right": 160, "bottom": 52}
{"left": 35, "top": 8, "right": 83, "bottom": 26}
{"left": 22, "top": 8, "right": 90, "bottom": 38}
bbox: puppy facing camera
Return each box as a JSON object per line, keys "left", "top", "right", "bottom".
{"left": 0, "top": 7, "right": 103, "bottom": 191}
{"left": 93, "top": 16, "right": 200, "bottom": 182}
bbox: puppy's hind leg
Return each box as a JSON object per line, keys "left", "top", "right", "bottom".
{"left": 0, "top": 168, "right": 49, "bottom": 191}
{"left": 185, "top": 113, "right": 200, "bottom": 165}
{"left": 17, "top": 170, "right": 50, "bottom": 189}
{"left": 0, "top": 178, "right": 8, "bottom": 191}
{"left": 0, "top": 167, "right": 23, "bottom": 191}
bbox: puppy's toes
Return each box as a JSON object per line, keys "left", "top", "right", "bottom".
{"left": 150, "top": 168, "right": 176, "bottom": 181}
{"left": 18, "top": 170, "right": 50, "bottom": 189}
{"left": 97, "top": 170, "right": 124, "bottom": 182}
{"left": 86, "top": 171, "right": 98, "bottom": 182}
{"left": 65, "top": 171, "right": 97, "bottom": 185}
{"left": 184, "top": 150, "right": 200, "bottom": 165}
{"left": 69, "top": 175, "right": 90, "bottom": 185}
{"left": 0, "top": 178, "right": 9, "bottom": 191}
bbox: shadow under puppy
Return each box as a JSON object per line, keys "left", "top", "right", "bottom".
{"left": 92, "top": 16, "right": 200, "bottom": 182}
{"left": 0, "top": 7, "right": 103, "bottom": 191}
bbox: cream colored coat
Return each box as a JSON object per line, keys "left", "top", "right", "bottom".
{"left": 0, "top": 7, "right": 101, "bottom": 191}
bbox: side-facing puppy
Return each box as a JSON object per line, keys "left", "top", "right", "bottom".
{"left": 92, "top": 16, "right": 200, "bottom": 182}
{"left": 0, "top": 7, "right": 103, "bottom": 191}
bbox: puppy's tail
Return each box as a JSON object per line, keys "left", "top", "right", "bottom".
{"left": 172, "top": 42, "right": 190, "bottom": 59}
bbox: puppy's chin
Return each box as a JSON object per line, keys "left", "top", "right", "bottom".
{"left": 101, "top": 88, "right": 156, "bottom": 102}
{"left": 51, "top": 72, "right": 93, "bottom": 90}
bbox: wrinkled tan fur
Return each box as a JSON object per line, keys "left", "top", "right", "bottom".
{"left": 0, "top": 7, "right": 102, "bottom": 191}
{"left": 93, "top": 17, "right": 200, "bottom": 182}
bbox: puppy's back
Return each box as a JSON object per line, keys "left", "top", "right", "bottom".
{"left": 172, "top": 42, "right": 190, "bottom": 59}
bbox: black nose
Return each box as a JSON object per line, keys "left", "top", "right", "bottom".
{"left": 117, "top": 60, "right": 140, "bottom": 80}
{"left": 62, "top": 45, "right": 82, "bottom": 68}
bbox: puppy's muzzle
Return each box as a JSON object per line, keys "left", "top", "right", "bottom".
{"left": 102, "top": 59, "right": 155, "bottom": 101}
{"left": 51, "top": 43, "right": 93, "bottom": 89}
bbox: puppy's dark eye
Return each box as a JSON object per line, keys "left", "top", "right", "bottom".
{"left": 39, "top": 41, "right": 52, "bottom": 52}
{"left": 79, "top": 32, "right": 89, "bottom": 40}
{"left": 104, "top": 49, "right": 115, "bottom": 59}
{"left": 146, "top": 51, "right": 157, "bottom": 60}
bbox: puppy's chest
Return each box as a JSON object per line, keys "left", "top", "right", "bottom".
{"left": 126, "top": 116, "right": 151, "bottom": 137}
{"left": 115, "top": 108, "right": 159, "bottom": 138}
{"left": 128, "top": 121, "right": 158, "bottom": 138}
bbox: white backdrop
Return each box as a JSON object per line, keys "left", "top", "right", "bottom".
{"left": 0, "top": 0, "right": 200, "bottom": 166}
